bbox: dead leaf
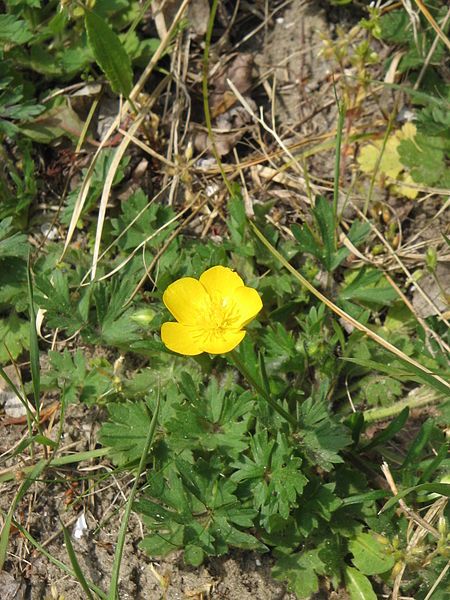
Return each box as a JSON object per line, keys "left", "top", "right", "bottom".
{"left": 152, "top": 0, "right": 210, "bottom": 39}
{"left": 192, "top": 98, "right": 256, "bottom": 156}
{"left": 412, "top": 264, "right": 450, "bottom": 318}
{"left": 210, "top": 53, "right": 254, "bottom": 117}
{"left": 20, "top": 99, "right": 89, "bottom": 144}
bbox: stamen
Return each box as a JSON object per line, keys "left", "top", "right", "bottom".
{"left": 194, "top": 295, "right": 242, "bottom": 342}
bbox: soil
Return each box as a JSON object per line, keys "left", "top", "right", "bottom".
{"left": 1, "top": 402, "right": 297, "bottom": 600}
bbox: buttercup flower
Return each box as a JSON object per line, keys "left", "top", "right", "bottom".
{"left": 161, "top": 265, "right": 262, "bottom": 355}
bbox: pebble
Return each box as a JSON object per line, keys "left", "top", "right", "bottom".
{"left": 4, "top": 394, "right": 27, "bottom": 418}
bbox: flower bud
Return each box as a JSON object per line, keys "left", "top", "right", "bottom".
{"left": 131, "top": 308, "right": 156, "bottom": 326}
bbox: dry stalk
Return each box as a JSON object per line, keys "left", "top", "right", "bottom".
{"left": 351, "top": 203, "right": 450, "bottom": 329}
{"left": 381, "top": 462, "right": 439, "bottom": 538}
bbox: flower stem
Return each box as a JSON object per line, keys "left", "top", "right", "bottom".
{"left": 363, "top": 387, "right": 443, "bottom": 423}
{"left": 229, "top": 350, "right": 298, "bottom": 429}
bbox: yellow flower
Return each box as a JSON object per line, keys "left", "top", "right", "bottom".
{"left": 161, "top": 265, "right": 262, "bottom": 355}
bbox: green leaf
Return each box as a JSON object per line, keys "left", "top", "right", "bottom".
{"left": 339, "top": 268, "right": 398, "bottom": 306}
{"left": 401, "top": 418, "right": 435, "bottom": 470}
{"left": 136, "top": 459, "right": 265, "bottom": 562}
{"left": 42, "top": 349, "right": 112, "bottom": 405}
{"left": 272, "top": 549, "right": 325, "bottom": 599}
{"left": 0, "top": 217, "right": 28, "bottom": 259}
{"left": 299, "top": 396, "right": 352, "bottom": 470}
{"left": 361, "top": 407, "right": 409, "bottom": 451}
{"left": 184, "top": 545, "right": 204, "bottom": 566}
{"left": 398, "top": 131, "right": 448, "bottom": 187}
{"left": 34, "top": 270, "right": 86, "bottom": 335}
{"left": 356, "top": 374, "right": 403, "bottom": 407}
{"left": 380, "top": 483, "right": 450, "bottom": 512}
{"left": 0, "top": 313, "right": 28, "bottom": 363}
{"left": 345, "top": 566, "right": 377, "bottom": 600}
{"left": 232, "top": 431, "right": 307, "bottom": 522}
{"left": 313, "top": 196, "right": 336, "bottom": 271}
{"left": 349, "top": 532, "right": 395, "bottom": 575}
{"left": 84, "top": 9, "right": 133, "bottom": 97}
{"left": 166, "top": 377, "right": 253, "bottom": 458}
{"left": 0, "top": 14, "right": 33, "bottom": 44}
{"left": 291, "top": 223, "right": 320, "bottom": 260}
{"left": 99, "top": 401, "right": 153, "bottom": 465}
{"left": 110, "top": 189, "right": 176, "bottom": 251}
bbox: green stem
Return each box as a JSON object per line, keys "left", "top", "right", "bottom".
{"left": 333, "top": 94, "right": 345, "bottom": 246}
{"left": 229, "top": 350, "right": 298, "bottom": 429}
{"left": 363, "top": 388, "right": 443, "bottom": 423}
{"left": 0, "top": 447, "right": 110, "bottom": 483}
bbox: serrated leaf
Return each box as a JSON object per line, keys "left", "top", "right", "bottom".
{"left": 99, "top": 401, "right": 153, "bottom": 465}
{"left": 232, "top": 431, "right": 307, "bottom": 521}
{"left": 0, "top": 14, "right": 33, "bottom": 44}
{"left": 84, "top": 10, "right": 133, "bottom": 97}
{"left": 0, "top": 313, "right": 28, "bottom": 363}
{"left": 272, "top": 549, "right": 325, "bottom": 599}
{"left": 111, "top": 189, "right": 176, "bottom": 251}
{"left": 398, "top": 130, "right": 449, "bottom": 187}
{"left": 166, "top": 377, "right": 253, "bottom": 457}
{"left": 299, "top": 397, "right": 352, "bottom": 470}
{"left": 137, "top": 459, "right": 264, "bottom": 562}
{"left": 356, "top": 374, "right": 403, "bottom": 407}
{"left": 0, "top": 217, "right": 28, "bottom": 259}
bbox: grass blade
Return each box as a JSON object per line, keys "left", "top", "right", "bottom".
{"left": 381, "top": 483, "right": 450, "bottom": 513}
{"left": 27, "top": 256, "right": 40, "bottom": 420}
{"left": 249, "top": 221, "right": 450, "bottom": 397}
{"left": 361, "top": 407, "right": 409, "bottom": 451}
{"left": 107, "top": 396, "right": 160, "bottom": 600}
{"left": 0, "top": 459, "right": 46, "bottom": 570}
{"left": 11, "top": 518, "right": 107, "bottom": 599}
{"left": 61, "top": 520, "right": 95, "bottom": 600}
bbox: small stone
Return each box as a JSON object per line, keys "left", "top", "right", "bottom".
{"left": 4, "top": 394, "right": 27, "bottom": 418}
{"left": 0, "top": 365, "right": 20, "bottom": 407}
{"left": 72, "top": 512, "right": 88, "bottom": 540}
{"left": 40, "top": 222, "right": 59, "bottom": 240}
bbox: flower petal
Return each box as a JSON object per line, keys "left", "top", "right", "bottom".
{"left": 161, "top": 322, "right": 204, "bottom": 355}
{"left": 233, "top": 286, "right": 263, "bottom": 327}
{"left": 163, "top": 277, "right": 210, "bottom": 325}
{"left": 201, "top": 329, "right": 246, "bottom": 354}
{"left": 199, "top": 266, "right": 244, "bottom": 298}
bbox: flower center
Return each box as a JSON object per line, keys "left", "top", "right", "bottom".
{"left": 196, "top": 295, "right": 241, "bottom": 340}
